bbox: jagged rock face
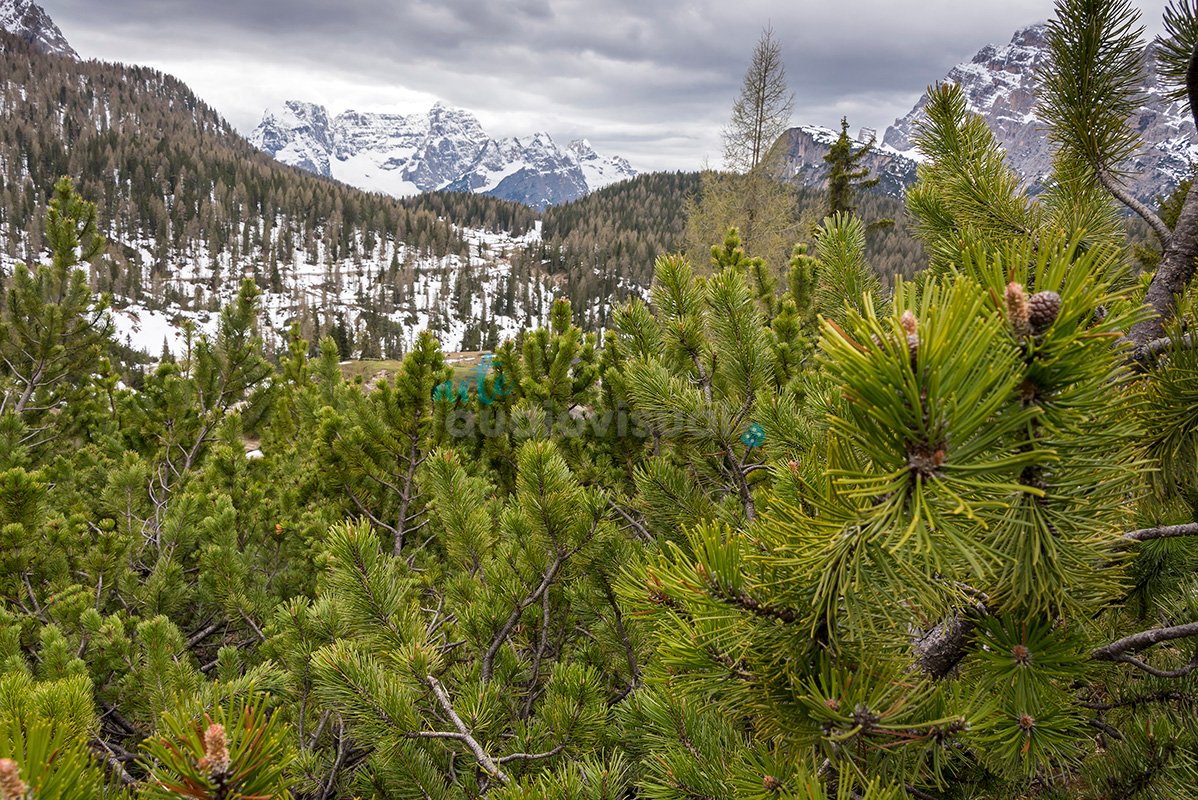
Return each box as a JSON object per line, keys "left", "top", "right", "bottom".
{"left": 253, "top": 101, "right": 334, "bottom": 176}
{"left": 0, "top": 0, "right": 77, "bottom": 59}
{"left": 486, "top": 131, "right": 588, "bottom": 207}
{"left": 402, "top": 104, "right": 490, "bottom": 189}
{"left": 884, "top": 24, "right": 1047, "bottom": 158}
{"left": 333, "top": 110, "right": 425, "bottom": 165}
{"left": 776, "top": 125, "right": 917, "bottom": 199}
{"left": 441, "top": 130, "right": 592, "bottom": 208}
{"left": 250, "top": 102, "right": 636, "bottom": 209}
{"left": 883, "top": 23, "right": 1198, "bottom": 202}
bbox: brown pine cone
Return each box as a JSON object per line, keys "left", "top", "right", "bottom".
{"left": 1028, "top": 291, "right": 1061, "bottom": 334}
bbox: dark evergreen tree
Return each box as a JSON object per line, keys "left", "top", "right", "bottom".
{"left": 824, "top": 116, "right": 881, "bottom": 216}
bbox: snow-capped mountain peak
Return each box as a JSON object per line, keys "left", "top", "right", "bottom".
{"left": 882, "top": 22, "right": 1198, "bottom": 202}
{"left": 250, "top": 102, "right": 636, "bottom": 209}
{"left": 0, "top": 0, "right": 77, "bottom": 58}
{"left": 253, "top": 101, "right": 334, "bottom": 177}
{"left": 567, "top": 137, "right": 635, "bottom": 193}
{"left": 568, "top": 138, "right": 595, "bottom": 156}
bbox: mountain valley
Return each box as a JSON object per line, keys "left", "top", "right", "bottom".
{"left": 0, "top": 1, "right": 1190, "bottom": 363}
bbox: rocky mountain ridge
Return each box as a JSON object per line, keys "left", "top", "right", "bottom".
{"left": 250, "top": 101, "right": 636, "bottom": 210}
{"left": 885, "top": 23, "right": 1198, "bottom": 201}
{"left": 776, "top": 124, "right": 917, "bottom": 198}
{"left": 0, "top": 0, "right": 75, "bottom": 58}
{"left": 784, "top": 23, "right": 1198, "bottom": 204}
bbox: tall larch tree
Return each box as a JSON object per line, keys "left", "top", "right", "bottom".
{"left": 687, "top": 27, "right": 801, "bottom": 273}
{"left": 723, "top": 26, "right": 795, "bottom": 173}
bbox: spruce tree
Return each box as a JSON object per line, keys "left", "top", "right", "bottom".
{"left": 824, "top": 117, "right": 881, "bottom": 217}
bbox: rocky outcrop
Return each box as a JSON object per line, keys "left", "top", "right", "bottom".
{"left": 0, "top": 0, "right": 77, "bottom": 59}
{"left": 776, "top": 125, "right": 917, "bottom": 199}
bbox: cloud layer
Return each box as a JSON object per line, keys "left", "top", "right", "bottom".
{"left": 45, "top": 0, "right": 1172, "bottom": 171}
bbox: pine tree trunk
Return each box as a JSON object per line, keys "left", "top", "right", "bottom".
{"left": 1128, "top": 42, "right": 1198, "bottom": 349}
{"left": 1129, "top": 178, "right": 1198, "bottom": 348}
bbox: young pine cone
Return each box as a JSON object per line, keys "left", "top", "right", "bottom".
{"left": 1006, "top": 282, "right": 1031, "bottom": 335}
{"left": 900, "top": 311, "right": 919, "bottom": 364}
{"left": 871, "top": 312, "right": 919, "bottom": 365}
{"left": 1028, "top": 291, "right": 1061, "bottom": 334}
{"left": 0, "top": 759, "right": 26, "bottom": 800}
{"left": 201, "top": 723, "right": 231, "bottom": 775}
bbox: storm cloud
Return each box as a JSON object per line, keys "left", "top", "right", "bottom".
{"left": 44, "top": 0, "right": 1172, "bottom": 170}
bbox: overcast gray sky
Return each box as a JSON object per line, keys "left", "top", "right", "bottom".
{"left": 42, "top": 0, "right": 1173, "bottom": 171}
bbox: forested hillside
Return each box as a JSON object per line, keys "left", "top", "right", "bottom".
{"left": 536, "top": 171, "right": 699, "bottom": 325}
{"left": 0, "top": 30, "right": 932, "bottom": 358}
{"left": 0, "top": 31, "right": 561, "bottom": 358}
{"left": 536, "top": 172, "right": 927, "bottom": 328}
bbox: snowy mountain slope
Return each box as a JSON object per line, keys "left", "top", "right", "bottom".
{"left": 0, "top": 215, "right": 562, "bottom": 359}
{"left": 251, "top": 101, "right": 334, "bottom": 177}
{"left": 569, "top": 138, "right": 636, "bottom": 191}
{"left": 0, "top": 0, "right": 75, "bottom": 58}
{"left": 882, "top": 23, "right": 1198, "bottom": 201}
{"left": 250, "top": 102, "right": 636, "bottom": 210}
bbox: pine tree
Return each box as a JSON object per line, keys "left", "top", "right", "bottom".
{"left": 3, "top": 8, "right": 1198, "bottom": 796}
{"left": 609, "top": 254, "right": 775, "bottom": 530}
{"left": 0, "top": 177, "right": 109, "bottom": 423}
{"left": 139, "top": 694, "right": 293, "bottom": 799}
{"left": 305, "top": 441, "right": 636, "bottom": 797}
{"left": 813, "top": 211, "right": 884, "bottom": 325}
{"left": 624, "top": 231, "right": 1168, "bottom": 800}
{"left": 624, "top": 3, "right": 1198, "bottom": 797}
{"left": 1040, "top": 0, "right": 1198, "bottom": 349}
{"left": 317, "top": 331, "right": 450, "bottom": 555}
{"left": 0, "top": 674, "right": 108, "bottom": 798}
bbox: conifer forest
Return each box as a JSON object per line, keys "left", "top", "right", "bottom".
{"left": 2, "top": 0, "right": 1198, "bottom": 798}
